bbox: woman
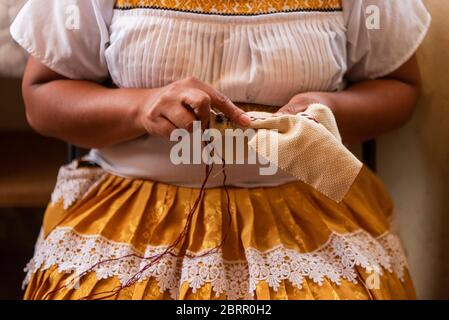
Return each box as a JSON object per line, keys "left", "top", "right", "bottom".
{"left": 11, "top": 0, "right": 430, "bottom": 299}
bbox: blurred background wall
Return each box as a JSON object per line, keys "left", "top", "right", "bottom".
{"left": 377, "top": 0, "right": 449, "bottom": 299}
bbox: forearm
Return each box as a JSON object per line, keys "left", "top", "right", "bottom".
{"left": 287, "top": 79, "right": 420, "bottom": 144}
{"left": 24, "top": 79, "right": 156, "bottom": 149}
{"left": 325, "top": 78, "right": 420, "bottom": 144}
{"left": 22, "top": 56, "right": 250, "bottom": 148}
{"left": 286, "top": 56, "right": 422, "bottom": 144}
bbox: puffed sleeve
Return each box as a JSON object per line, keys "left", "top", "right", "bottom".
{"left": 10, "top": 0, "right": 115, "bottom": 82}
{"left": 343, "top": 0, "right": 431, "bottom": 81}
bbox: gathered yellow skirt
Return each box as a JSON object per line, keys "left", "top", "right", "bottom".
{"left": 23, "top": 162, "right": 415, "bottom": 300}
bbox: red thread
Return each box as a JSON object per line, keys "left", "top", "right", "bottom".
{"left": 42, "top": 138, "right": 232, "bottom": 300}
{"left": 41, "top": 112, "right": 320, "bottom": 299}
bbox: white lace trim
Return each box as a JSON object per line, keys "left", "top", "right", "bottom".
{"left": 50, "top": 161, "right": 107, "bottom": 210}
{"left": 23, "top": 227, "right": 408, "bottom": 299}
{"left": 377, "top": 233, "right": 407, "bottom": 281}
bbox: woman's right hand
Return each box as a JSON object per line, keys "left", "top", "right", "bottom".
{"left": 22, "top": 57, "right": 251, "bottom": 148}
{"left": 137, "top": 77, "right": 251, "bottom": 137}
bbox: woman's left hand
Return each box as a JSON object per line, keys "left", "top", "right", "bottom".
{"left": 275, "top": 92, "right": 336, "bottom": 116}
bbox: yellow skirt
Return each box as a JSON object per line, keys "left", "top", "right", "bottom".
{"left": 23, "top": 162, "right": 415, "bottom": 300}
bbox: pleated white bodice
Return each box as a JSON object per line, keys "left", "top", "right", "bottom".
{"left": 106, "top": 9, "right": 346, "bottom": 106}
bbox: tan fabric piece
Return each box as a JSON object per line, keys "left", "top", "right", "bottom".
{"left": 211, "top": 104, "right": 363, "bottom": 202}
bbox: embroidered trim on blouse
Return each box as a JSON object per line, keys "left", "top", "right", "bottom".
{"left": 23, "top": 227, "right": 408, "bottom": 299}
{"left": 114, "top": 0, "right": 343, "bottom": 16}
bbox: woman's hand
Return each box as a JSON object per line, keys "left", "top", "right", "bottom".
{"left": 275, "top": 56, "right": 421, "bottom": 144}
{"left": 275, "top": 92, "right": 335, "bottom": 116}
{"left": 137, "top": 77, "right": 251, "bottom": 137}
{"left": 22, "top": 57, "right": 251, "bottom": 148}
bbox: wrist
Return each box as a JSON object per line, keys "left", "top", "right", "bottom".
{"left": 126, "top": 89, "right": 144, "bottom": 135}
{"left": 127, "top": 88, "right": 161, "bottom": 135}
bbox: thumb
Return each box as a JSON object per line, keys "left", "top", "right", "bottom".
{"left": 273, "top": 103, "right": 308, "bottom": 116}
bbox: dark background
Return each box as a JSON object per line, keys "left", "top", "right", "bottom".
{"left": 0, "top": 208, "right": 43, "bottom": 299}
{"left": 0, "top": 77, "right": 67, "bottom": 299}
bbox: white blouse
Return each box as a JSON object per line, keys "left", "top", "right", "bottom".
{"left": 10, "top": 0, "right": 431, "bottom": 188}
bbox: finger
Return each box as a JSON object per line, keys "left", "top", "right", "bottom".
{"left": 161, "top": 103, "right": 198, "bottom": 132}
{"left": 274, "top": 102, "right": 308, "bottom": 116}
{"left": 181, "top": 88, "right": 211, "bottom": 128}
{"left": 193, "top": 82, "right": 251, "bottom": 127}
{"left": 152, "top": 116, "right": 178, "bottom": 137}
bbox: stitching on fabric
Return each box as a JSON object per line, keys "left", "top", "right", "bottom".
{"left": 113, "top": 6, "right": 343, "bottom": 16}
{"left": 114, "top": 0, "right": 343, "bottom": 16}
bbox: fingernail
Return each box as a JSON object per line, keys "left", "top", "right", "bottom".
{"left": 239, "top": 114, "right": 252, "bottom": 126}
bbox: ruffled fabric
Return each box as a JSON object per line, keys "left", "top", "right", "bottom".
{"left": 23, "top": 165, "right": 415, "bottom": 300}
